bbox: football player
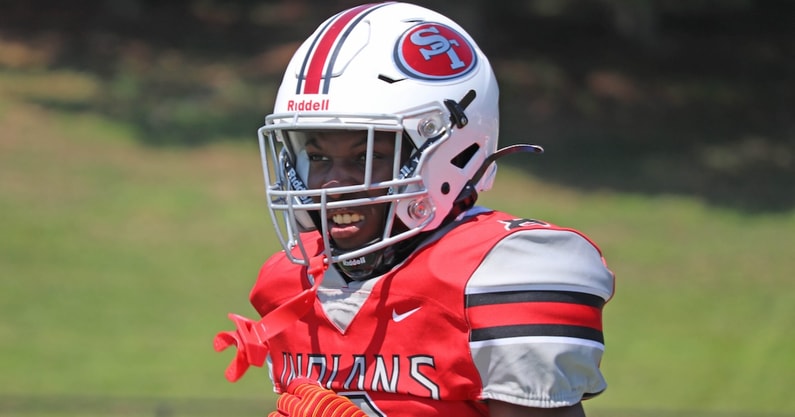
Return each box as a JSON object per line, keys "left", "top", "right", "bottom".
{"left": 215, "top": 2, "right": 615, "bottom": 416}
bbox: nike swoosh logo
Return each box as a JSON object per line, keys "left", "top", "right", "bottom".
{"left": 392, "top": 307, "right": 421, "bottom": 323}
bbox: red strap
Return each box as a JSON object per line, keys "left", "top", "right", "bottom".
{"left": 213, "top": 313, "right": 267, "bottom": 382}
{"left": 214, "top": 255, "right": 328, "bottom": 382}
{"left": 256, "top": 255, "right": 327, "bottom": 340}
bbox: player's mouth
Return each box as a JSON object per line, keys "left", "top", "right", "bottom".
{"left": 332, "top": 212, "right": 365, "bottom": 225}
{"left": 328, "top": 211, "right": 367, "bottom": 243}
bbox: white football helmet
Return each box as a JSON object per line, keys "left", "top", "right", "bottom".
{"left": 257, "top": 2, "right": 541, "bottom": 278}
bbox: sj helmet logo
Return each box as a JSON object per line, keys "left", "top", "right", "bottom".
{"left": 395, "top": 23, "right": 477, "bottom": 81}
{"left": 412, "top": 26, "right": 465, "bottom": 69}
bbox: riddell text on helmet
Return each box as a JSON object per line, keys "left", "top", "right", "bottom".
{"left": 287, "top": 98, "right": 330, "bottom": 111}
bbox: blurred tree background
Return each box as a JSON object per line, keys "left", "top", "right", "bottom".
{"left": 1, "top": 0, "right": 792, "bottom": 211}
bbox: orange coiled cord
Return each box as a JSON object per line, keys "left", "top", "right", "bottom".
{"left": 268, "top": 378, "right": 367, "bottom": 417}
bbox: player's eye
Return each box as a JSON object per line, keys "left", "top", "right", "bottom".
{"left": 307, "top": 153, "right": 328, "bottom": 162}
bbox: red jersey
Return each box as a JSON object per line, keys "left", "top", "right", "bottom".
{"left": 249, "top": 208, "right": 614, "bottom": 416}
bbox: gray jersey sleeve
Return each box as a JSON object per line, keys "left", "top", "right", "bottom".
{"left": 466, "top": 228, "right": 615, "bottom": 408}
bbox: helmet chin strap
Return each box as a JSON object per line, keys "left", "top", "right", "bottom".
{"left": 333, "top": 240, "right": 395, "bottom": 281}
{"left": 332, "top": 229, "right": 430, "bottom": 281}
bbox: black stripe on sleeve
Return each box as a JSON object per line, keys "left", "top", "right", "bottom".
{"left": 470, "top": 324, "right": 604, "bottom": 344}
{"left": 466, "top": 290, "right": 605, "bottom": 308}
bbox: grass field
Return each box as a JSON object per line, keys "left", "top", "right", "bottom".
{"left": 1, "top": 67, "right": 794, "bottom": 416}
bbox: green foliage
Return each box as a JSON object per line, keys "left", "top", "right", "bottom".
{"left": 3, "top": 0, "right": 793, "bottom": 213}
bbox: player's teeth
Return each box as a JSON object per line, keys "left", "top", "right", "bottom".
{"left": 332, "top": 213, "right": 363, "bottom": 225}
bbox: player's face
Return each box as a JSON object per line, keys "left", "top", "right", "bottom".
{"left": 304, "top": 130, "right": 397, "bottom": 250}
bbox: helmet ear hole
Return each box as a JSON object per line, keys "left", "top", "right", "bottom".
{"left": 450, "top": 143, "right": 480, "bottom": 169}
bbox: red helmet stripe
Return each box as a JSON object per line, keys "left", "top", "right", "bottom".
{"left": 298, "top": 3, "right": 386, "bottom": 95}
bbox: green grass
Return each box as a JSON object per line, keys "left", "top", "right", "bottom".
{"left": 1, "top": 68, "right": 794, "bottom": 416}
{"left": 0, "top": 69, "right": 277, "bottom": 407}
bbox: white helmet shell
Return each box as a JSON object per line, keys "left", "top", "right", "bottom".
{"left": 258, "top": 2, "right": 502, "bottom": 267}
